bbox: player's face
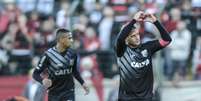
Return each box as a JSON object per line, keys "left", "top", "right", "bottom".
{"left": 126, "top": 28, "right": 140, "bottom": 47}
{"left": 61, "top": 33, "right": 73, "bottom": 48}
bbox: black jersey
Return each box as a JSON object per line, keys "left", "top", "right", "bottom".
{"left": 115, "top": 19, "right": 171, "bottom": 101}
{"left": 33, "top": 47, "right": 84, "bottom": 96}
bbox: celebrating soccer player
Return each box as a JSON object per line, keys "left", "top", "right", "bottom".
{"left": 115, "top": 11, "right": 172, "bottom": 101}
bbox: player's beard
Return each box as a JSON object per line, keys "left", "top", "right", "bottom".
{"left": 127, "top": 39, "right": 140, "bottom": 48}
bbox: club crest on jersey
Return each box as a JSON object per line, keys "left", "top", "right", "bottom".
{"left": 70, "top": 59, "right": 74, "bottom": 66}
{"left": 141, "top": 49, "right": 148, "bottom": 57}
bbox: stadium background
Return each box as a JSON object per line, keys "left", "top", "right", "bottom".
{"left": 0, "top": 0, "right": 201, "bottom": 101}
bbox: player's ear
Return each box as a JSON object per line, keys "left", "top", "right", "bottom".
{"left": 125, "top": 37, "right": 129, "bottom": 45}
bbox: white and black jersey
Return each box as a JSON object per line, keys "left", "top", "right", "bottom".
{"left": 33, "top": 47, "right": 84, "bottom": 100}
{"left": 115, "top": 19, "right": 172, "bottom": 101}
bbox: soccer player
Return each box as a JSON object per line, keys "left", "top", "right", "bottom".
{"left": 33, "top": 28, "right": 89, "bottom": 101}
{"left": 115, "top": 11, "right": 172, "bottom": 101}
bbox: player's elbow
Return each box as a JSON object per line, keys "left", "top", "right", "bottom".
{"left": 32, "top": 69, "right": 41, "bottom": 81}
{"left": 32, "top": 69, "right": 37, "bottom": 80}
{"left": 159, "top": 39, "right": 171, "bottom": 47}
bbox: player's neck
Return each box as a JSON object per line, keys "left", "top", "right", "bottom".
{"left": 55, "top": 44, "right": 67, "bottom": 53}
{"left": 128, "top": 44, "right": 138, "bottom": 48}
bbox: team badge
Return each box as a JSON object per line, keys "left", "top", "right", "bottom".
{"left": 141, "top": 49, "right": 148, "bottom": 57}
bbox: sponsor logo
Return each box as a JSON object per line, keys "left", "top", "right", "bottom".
{"left": 54, "top": 68, "right": 72, "bottom": 75}
{"left": 131, "top": 59, "right": 150, "bottom": 68}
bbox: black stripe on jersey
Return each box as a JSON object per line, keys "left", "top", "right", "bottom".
{"left": 121, "top": 56, "right": 139, "bottom": 75}
{"left": 120, "top": 68, "right": 133, "bottom": 87}
{"left": 125, "top": 51, "right": 133, "bottom": 62}
{"left": 120, "top": 59, "right": 135, "bottom": 78}
{"left": 49, "top": 61, "right": 58, "bottom": 70}
{"left": 120, "top": 67, "right": 133, "bottom": 88}
{"left": 123, "top": 54, "right": 139, "bottom": 74}
{"left": 48, "top": 64, "right": 57, "bottom": 72}
{"left": 118, "top": 59, "right": 133, "bottom": 80}
{"left": 46, "top": 51, "right": 67, "bottom": 65}
{"left": 46, "top": 52, "right": 62, "bottom": 65}
{"left": 47, "top": 66, "right": 55, "bottom": 76}
{"left": 50, "top": 48, "right": 68, "bottom": 64}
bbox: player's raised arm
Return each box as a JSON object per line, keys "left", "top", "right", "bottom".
{"left": 115, "top": 11, "right": 146, "bottom": 57}
{"left": 144, "top": 13, "right": 172, "bottom": 47}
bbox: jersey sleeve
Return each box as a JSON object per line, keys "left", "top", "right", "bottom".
{"left": 72, "top": 54, "right": 85, "bottom": 85}
{"left": 154, "top": 20, "right": 172, "bottom": 47}
{"left": 145, "top": 21, "right": 172, "bottom": 55}
{"left": 32, "top": 53, "right": 49, "bottom": 84}
{"left": 115, "top": 19, "right": 136, "bottom": 57}
{"left": 145, "top": 40, "right": 164, "bottom": 54}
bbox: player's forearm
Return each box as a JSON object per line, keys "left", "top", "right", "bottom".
{"left": 154, "top": 20, "right": 172, "bottom": 42}
{"left": 73, "top": 72, "right": 85, "bottom": 85}
{"left": 154, "top": 20, "right": 172, "bottom": 46}
{"left": 32, "top": 69, "right": 43, "bottom": 84}
{"left": 117, "top": 19, "right": 136, "bottom": 41}
{"left": 115, "top": 19, "right": 136, "bottom": 56}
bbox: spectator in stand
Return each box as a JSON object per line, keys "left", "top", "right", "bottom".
{"left": 80, "top": 56, "right": 104, "bottom": 101}
{"left": 98, "top": 6, "right": 114, "bottom": 50}
{"left": 56, "top": 2, "right": 71, "bottom": 29}
{"left": 83, "top": 27, "right": 100, "bottom": 52}
{"left": 89, "top": 3, "right": 103, "bottom": 30}
{"left": 26, "top": 11, "right": 40, "bottom": 35}
{"left": 168, "top": 20, "right": 192, "bottom": 80}
{"left": 10, "top": 14, "right": 32, "bottom": 75}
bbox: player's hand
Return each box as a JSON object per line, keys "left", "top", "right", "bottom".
{"left": 144, "top": 13, "right": 157, "bottom": 23}
{"left": 82, "top": 83, "right": 89, "bottom": 95}
{"left": 133, "top": 11, "right": 146, "bottom": 22}
{"left": 42, "top": 78, "right": 52, "bottom": 88}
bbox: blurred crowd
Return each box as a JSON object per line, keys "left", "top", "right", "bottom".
{"left": 0, "top": 0, "right": 200, "bottom": 84}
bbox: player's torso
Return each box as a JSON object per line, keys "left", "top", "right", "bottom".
{"left": 45, "top": 47, "right": 76, "bottom": 93}
{"left": 118, "top": 45, "right": 152, "bottom": 78}
{"left": 45, "top": 47, "right": 75, "bottom": 78}
{"left": 118, "top": 45, "right": 154, "bottom": 98}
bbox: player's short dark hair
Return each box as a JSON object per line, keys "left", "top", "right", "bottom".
{"left": 56, "top": 28, "right": 70, "bottom": 42}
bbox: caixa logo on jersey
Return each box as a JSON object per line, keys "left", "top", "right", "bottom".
{"left": 54, "top": 68, "right": 72, "bottom": 76}
{"left": 131, "top": 59, "right": 150, "bottom": 68}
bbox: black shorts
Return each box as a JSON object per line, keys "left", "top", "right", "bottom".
{"left": 118, "top": 91, "right": 152, "bottom": 101}
{"left": 48, "top": 90, "right": 75, "bottom": 101}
